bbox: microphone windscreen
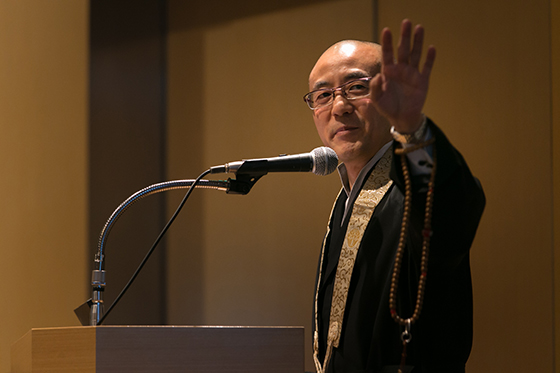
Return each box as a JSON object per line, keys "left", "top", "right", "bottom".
{"left": 311, "top": 147, "right": 339, "bottom": 176}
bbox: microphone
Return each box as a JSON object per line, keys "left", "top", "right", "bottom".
{"left": 210, "top": 146, "right": 339, "bottom": 176}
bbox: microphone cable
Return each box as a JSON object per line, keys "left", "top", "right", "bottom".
{"left": 97, "top": 168, "right": 211, "bottom": 325}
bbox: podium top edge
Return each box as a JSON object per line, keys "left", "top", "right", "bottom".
{"left": 29, "top": 325, "right": 304, "bottom": 331}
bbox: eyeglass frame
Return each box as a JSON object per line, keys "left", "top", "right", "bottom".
{"left": 303, "top": 76, "right": 373, "bottom": 110}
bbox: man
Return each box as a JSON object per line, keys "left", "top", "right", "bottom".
{"left": 304, "top": 20, "right": 485, "bottom": 372}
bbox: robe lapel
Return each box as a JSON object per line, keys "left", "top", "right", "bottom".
{"left": 314, "top": 147, "right": 394, "bottom": 373}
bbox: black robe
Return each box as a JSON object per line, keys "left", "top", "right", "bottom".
{"left": 314, "top": 120, "right": 486, "bottom": 373}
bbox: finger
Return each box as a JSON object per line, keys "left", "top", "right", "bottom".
{"left": 397, "top": 19, "right": 412, "bottom": 64}
{"left": 421, "top": 45, "right": 436, "bottom": 77}
{"left": 369, "top": 73, "right": 384, "bottom": 101}
{"left": 381, "top": 27, "right": 394, "bottom": 68}
{"left": 409, "top": 25, "right": 424, "bottom": 69}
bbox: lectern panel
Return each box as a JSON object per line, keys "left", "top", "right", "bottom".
{"left": 11, "top": 326, "right": 304, "bottom": 373}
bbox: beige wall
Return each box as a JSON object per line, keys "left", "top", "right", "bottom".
{"left": 379, "top": 0, "right": 555, "bottom": 371}
{"left": 0, "top": 1, "right": 89, "bottom": 372}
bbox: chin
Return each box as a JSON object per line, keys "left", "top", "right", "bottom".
{"left": 335, "top": 149, "right": 360, "bottom": 164}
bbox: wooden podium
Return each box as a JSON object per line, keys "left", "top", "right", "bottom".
{"left": 11, "top": 325, "right": 304, "bottom": 372}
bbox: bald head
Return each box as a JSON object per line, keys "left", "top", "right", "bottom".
{"left": 309, "top": 40, "right": 382, "bottom": 89}
{"left": 326, "top": 39, "right": 381, "bottom": 56}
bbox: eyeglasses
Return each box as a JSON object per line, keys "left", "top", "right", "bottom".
{"left": 303, "top": 77, "right": 373, "bottom": 110}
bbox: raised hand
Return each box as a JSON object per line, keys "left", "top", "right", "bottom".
{"left": 371, "top": 19, "right": 436, "bottom": 133}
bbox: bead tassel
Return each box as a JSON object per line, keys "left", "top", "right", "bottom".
{"left": 390, "top": 139, "right": 437, "bottom": 371}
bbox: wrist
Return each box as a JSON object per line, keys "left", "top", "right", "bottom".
{"left": 390, "top": 114, "right": 428, "bottom": 144}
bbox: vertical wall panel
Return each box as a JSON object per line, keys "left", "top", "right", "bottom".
{"left": 0, "top": 1, "right": 89, "bottom": 372}
{"left": 166, "top": 25, "right": 207, "bottom": 325}
{"left": 89, "top": 0, "right": 167, "bottom": 325}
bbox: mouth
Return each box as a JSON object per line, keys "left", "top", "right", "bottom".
{"left": 334, "top": 125, "right": 359, "bottom": 137}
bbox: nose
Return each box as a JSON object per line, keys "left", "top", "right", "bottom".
{"left": 331, "top": 90, "right": 353, "bottom": 116}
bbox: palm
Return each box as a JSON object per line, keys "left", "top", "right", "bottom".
{"left": 371, "top": 20, "right": 436, "bottom": 133}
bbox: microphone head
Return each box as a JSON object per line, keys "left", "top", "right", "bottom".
{"left": 310, "top": 147, "right": 339, "bottom": 176}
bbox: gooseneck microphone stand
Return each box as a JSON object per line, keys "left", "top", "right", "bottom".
{"left": 89, "top": 177, "right": 227, "bottom": 326}
{"left": 79, "top": 171, "right": 265, "bottom": 326}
